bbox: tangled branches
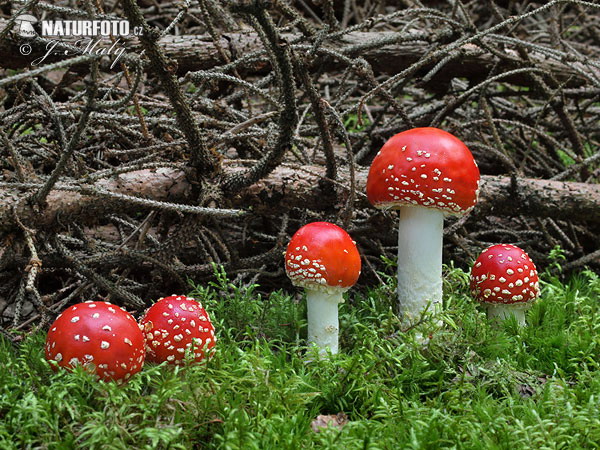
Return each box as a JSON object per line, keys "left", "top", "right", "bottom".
{"left": 0, "top": 0, "right": 599, "bottom": 334}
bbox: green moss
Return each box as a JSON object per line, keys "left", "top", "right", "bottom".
{"left": 1, "top": 266, "right": 599, "bottom": 448}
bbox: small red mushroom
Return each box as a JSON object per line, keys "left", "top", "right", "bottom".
{"left": 366, "top": 127, "right": 480, "bottom": 322}
{"left": 285, "top": 221, "right": 361, "bottom": 354}
{"left": 45, "top": 301, "right": 146, "bottom": 382}
{"left": 140, "top": 295, "right": 216, "bottom": 365}
{"left": 470, "top": 244, "right": 540, "bottom": 325}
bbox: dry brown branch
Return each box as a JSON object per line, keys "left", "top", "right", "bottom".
{"left": 121, "top": 0, "right": 221, "bottom": 176}
{"left": 0, "top": 168, "right": 243, "bottom": 231}
{"left": 0, "top": 25, "right": 594, "bottom": 88}
{"left": 0, "top": 166, "right": 596, "bottom": 230}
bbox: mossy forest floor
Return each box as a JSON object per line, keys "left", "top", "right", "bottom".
{"left": 1, "top": 263, "right": 600, "bottom": 449}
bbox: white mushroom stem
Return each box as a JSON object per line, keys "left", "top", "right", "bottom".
{"left": 485, "top": 304, "right": 527, "bottom": 326}
{"left": 397, "top": 205, "right": 444, "bottom": 322}
{"left": 305, "top": 289, "right": 343, "bottom": 355}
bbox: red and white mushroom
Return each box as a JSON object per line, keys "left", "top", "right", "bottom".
{"left": 140, "top": 295, "right": 216, "bottom": 365}
{"left": 470, "top": 244, "right": 540, "bottom": 325}
{"left": 45, "top": 301, "right": 146, "bottom": 382}
{"left": 285, "top": 221, "right": 361, "bottom": 355}
{"left": 366, "top": 127, "right": 480, "bottom": 322}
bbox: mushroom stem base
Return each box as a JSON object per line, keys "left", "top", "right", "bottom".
{"left": 306, "top": 289, "right": 343, "bottom": 355}
{"left": 485, "top": 304, "right": 527, "bottom": 326}
{"left": 397, "top": 206, "right": 444, "bottom": 323}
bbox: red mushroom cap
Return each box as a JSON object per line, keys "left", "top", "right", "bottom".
{"left": 285, "top": 222, "right": 361, "bottom": 294}
{"left": 140, "top": 295, "right": 216, "bottom": 365}
{"left": 470, "top": 244, "right": 540, "bottom": 306}
{"left": 45, "top": 301, "right": 145, "bottom": 382}
{"left": 366, "top": 127, "right": 480, "bottom": 215}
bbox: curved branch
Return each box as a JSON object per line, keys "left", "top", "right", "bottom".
{"left": 120, "top": 0, "right": 221, "bottom": 176}
{"left": 222, "top": 5, "right": 298, "bottom": 192}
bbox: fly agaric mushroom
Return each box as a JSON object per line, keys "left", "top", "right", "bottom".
{"left": 45, "top": 301, "right": 145, "bottom": 382}
{"left": 470, "top": 244, "right": 540, "bottom": 325}
{"left": 140, "top": 295, "right": 216, "bottom": 365}
{"left": 285, "top": 221, "right": 361, "bottom": 355}
{"left": 366, "top": 127, "right": 480, "bottom": 322}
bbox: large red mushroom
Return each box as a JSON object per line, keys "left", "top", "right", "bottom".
{"left": 366, "top": 127, "right": 480, "bottom": 322}
{"left": 470, "top": 244, "right": 540, "bottom": 325}
{"left": 285, "top": 221, "right": 361, "bottom": 354}
{"left": 45, "top": 301, "right": 146, "bottom": 382}
{"left": 140, "top": 295, "right": 216, "bottom": 365}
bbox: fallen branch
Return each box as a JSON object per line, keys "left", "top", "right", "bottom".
{"left": 0, "top": 168, "right": 243, "bottom": 231}
{"left": 237, "top": 165, "right": 600, "bottom": 223}
{"left": 0, "top": 165, "right": 597, "bottom": 232}
{"left": 0, "top": 22, "right": 592, "bottom": 88}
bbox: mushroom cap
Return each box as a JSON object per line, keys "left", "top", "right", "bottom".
{"left": 140, "top": 295, "right": 216, "bottom": 365}
{"left": 285, "top": 221, "right": 361, "bottom": 294}
{"left": 366, "top": 127, "right": 480, "bottom": 215}
{"left": 470, "top": 244, "right": 540, "bottom": 306}
{"left": 45, "top": 301, "right": 145, "bottom": 382}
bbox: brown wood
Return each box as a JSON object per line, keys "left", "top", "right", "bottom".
{"left": 1, "top": 164, "right": 598, "bottom": 233}
{"left": 0, "top": 19, "right": 588, "bottom": 87}
{"left": 236, "top": 165, "right": 600, "bottom": 223}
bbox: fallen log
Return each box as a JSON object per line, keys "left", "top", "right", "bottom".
{"left": 1, "top": 164, "right": 598, "bottom": 233}
{"left": 0, "top": 19, "right": 590, "bottom": 88}
{"left": 237, "top": 165, "right": 600, "bottom": 223}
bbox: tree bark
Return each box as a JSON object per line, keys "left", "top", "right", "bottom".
{"left": 1, "top": 164, "right": 598, "bottom": 232}
{"left": 237, "top": 165, "right": 600, "bottom": 223}
{"left": 0, "top": 20, "right": 589, "bottom": 87}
